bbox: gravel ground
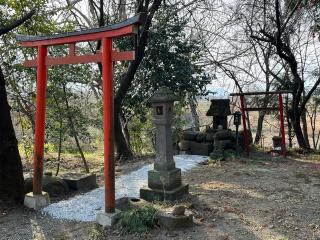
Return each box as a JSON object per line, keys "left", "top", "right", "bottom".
{"left": 1, "top": 152, "right": 320, "bottom": 240}
{"left": 42, "top": 155, "right": 207, "bottom": 221}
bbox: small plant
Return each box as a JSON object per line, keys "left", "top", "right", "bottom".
{"left": 88, "top": 225, "right": 104, "bottom": 240}
{"left": 295, "top": 172, "right": 307, "bottom": 178}
{"left": 120, "top": 206, "right": 158, "bottom": 234}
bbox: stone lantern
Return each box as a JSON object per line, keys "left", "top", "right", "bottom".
{"left": 140, "top": 88, "right": 189, "bottom": 201}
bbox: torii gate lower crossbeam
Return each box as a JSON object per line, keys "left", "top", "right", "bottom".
{"left": 17, "top": 14, "right": 145, "bottom": 217}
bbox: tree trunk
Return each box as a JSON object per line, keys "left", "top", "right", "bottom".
{"left": 188, "top": 95, "right": 200, "bottom": 131}
{"left": 0, "top": 67, "right": 24, "bottom": 203}
{"left": 285, "top": 95, "right": 293, "bottom": 148}
{"left": 120, "top": 111, "right": 131, "bottom": 148}
{"left": 301, "top": 110, "right": 310, "bottom": 148}
{"left": 62, "top": 86, "right": 90, "bottom": 173}
{"left": 254, "top": 111, "right": 266, "bottom": 144}
{"left": 114, "top": 1, "right": 162, "bottom": 160}
{"left": 114, "top": 107, "right": 133, "bottom": 160}
{"left": 55, "top": 120, "right": 63, "bottom": 176}
{"left": 291, "top": 113, "right": 308, "bottom": 149}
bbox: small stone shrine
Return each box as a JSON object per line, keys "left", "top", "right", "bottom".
{"left": 179, "top": 98, "right": 252, "bottom": 156}
{"left": 206, "top": 99, "right": 231, "bottom": 129}
{"left": 140, "top": 88, "right": 189, "bottom": 201}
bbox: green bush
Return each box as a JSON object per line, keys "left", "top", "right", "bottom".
{"left": 120, "top": 206, "right": 158, "bottom": 234}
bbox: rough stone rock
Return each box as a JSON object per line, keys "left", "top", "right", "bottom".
{"left": 205, "top": 133, "right": 215, "bottom": 142}
{"left": 215, "top": 140, "right": 234, "bottom": 151}
{"left": 189, "top": 142, "right": 213, "bottom": 156}
{"left": 25, "top": 176, "right": 70, "bottom": 197}
{"left": 181, "top": 131, "right": 198, "bottom": 141}
{"left": 214, "top": 130, "right": 235, "bottom": 141}
{"left": 205, "top": 128, "right": 217, "bottom": 134}
{"left": 178, "top": 140, "right": 191, "bottom": 151}
{"left": 172, "top": 205, "right": 186, "bottom": 216}
{"left": 196, "top": 133, "right": 207, "bottom": 142}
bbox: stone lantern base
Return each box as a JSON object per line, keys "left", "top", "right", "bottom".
{"left": 140, "top": 168, "right": 189, "bottom": 201}
{"left": 140, "top": 184, "right": 189, "bottom": 202}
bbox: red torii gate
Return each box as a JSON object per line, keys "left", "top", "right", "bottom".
{"left": 17, "top": 14, "right": 145, "bottom": 214}
{"left": 230, "top": 91, "right": 292, "bottom": 157}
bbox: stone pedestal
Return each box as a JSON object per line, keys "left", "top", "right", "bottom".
{"left": 140, "top": 88, "right": 189, "bottom": 201}
{"left": 24, "top": 192, "right": 50, "bottom": 210}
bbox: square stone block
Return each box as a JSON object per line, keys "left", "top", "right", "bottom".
{"left": 140, "top": 184, "right": 189, "bottom": 202}
{"left": 24, "top": 192, "right": 50, "bottom": 210}
{"left": 148, "top": 168, "right": 182, "bottom": 190}
{"left": 157, "top": 210, "right": 193, "bottom": 230}
{"left": 96, "top": 209, "right": 121, "bottom": 227}
{"left": 62, "top": 173, "right": 97, "bottom": 190}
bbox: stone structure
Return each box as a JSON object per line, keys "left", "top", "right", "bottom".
{"left": 179, "top": 98, "right": 252, "bottom": 156}
{"left": 24, "top": 192, "right": 50, "bottom": 210}
{"left": 206, "top": 99, "right": 231, "bottom": 129}
{"left": 140, "top": 88, "right": 188, "bottom": 201}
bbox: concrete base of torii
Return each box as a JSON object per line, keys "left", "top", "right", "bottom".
{"left": 24, "top": 192, "right": 50, "bottom": 210}
{"left": 96, "top": 209, "right": 122, "bottom": 227}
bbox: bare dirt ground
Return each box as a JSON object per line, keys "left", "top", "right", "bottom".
{"left": 1, "top": 151, "right": 320, "bottom": 240}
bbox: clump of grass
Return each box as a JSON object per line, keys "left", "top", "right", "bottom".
{"left": 295, "top": 172, "right": 307, "bottom": 178}
{"left": 120, "top": 205, "right": 157, "bottom": 234}
{"left": 88, "top": 225, "right": 104, "bottom": 240}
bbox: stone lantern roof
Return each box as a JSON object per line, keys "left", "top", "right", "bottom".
{"left": 206, "top": 99, "right": 231, "bottom": 116}
{"left": 149, "top": 87, "right": 179, "bottom": 103}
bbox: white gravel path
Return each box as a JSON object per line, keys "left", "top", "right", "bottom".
{"left": 42, "top": 154, "right": 207, "bottom": 222}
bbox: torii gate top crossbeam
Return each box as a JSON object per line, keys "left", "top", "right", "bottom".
{"left": 17, "top": 14, "right": 146, "bottom": 67}
{"left": 16, "top": 13, "right": 146, "bottom": 47}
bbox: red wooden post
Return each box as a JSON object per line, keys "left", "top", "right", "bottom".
{"left": 33, "top": 45, "right": 48, "bottom": 195}
{"left": 278, "top": 93, "right": 286, "bottom": 157}
{"left": 102, "top": 37, "right": 115, "bottom": 213}
{"left": 240, "top": 95, "right": 249, "bottom": 156}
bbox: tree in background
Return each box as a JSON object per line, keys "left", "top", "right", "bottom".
{"left": 250, "top": 0, "right": 320, "bottom": 149}
{"left": 0, "top": 1, "right": 37, "bottom": 203}
{"left": 117, "top": 5, "right": 210, "bottom": 154}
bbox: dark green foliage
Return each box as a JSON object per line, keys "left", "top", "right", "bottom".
{"left": 120, "top": 206, "right": 158, "bottom": 234}
{"left": 114, "top": 6, "right": 211, "bottom": 155}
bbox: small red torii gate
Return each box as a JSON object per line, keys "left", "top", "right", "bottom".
{"left": 17, "top": 14, "right": 145, "bottom": 214}
{"left": 230, "top": 91, "right": 292, "bottom": 157}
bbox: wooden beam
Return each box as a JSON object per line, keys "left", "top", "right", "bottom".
{"left": 20, "top": 25, "right": 138, "bottom": 47}
{"left": 23, "top": 50, "right": 135, "bottom": 67}
{"left": 243, "top": 107, "right": 278, "bottom": 111}
{"left": 230, "top": 90, "right": 292, "bottom": 96}
{"left": 112, "top": 50, "right": 135, "bottom": 61}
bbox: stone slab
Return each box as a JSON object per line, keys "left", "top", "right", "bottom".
{"left": 96, "top": 209, "right": 121, "bottom": 227}
{"left": 140, "top": 184, "right": 189, "bottom": 202}
{"left": 148, "top": 168, "right": 182, "bottom": 190}
{"left": 24, "top": 192, "right": 50, "bottom": 210}
{"left": 62, "top": 173, "right": 97, "bottom": 190}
